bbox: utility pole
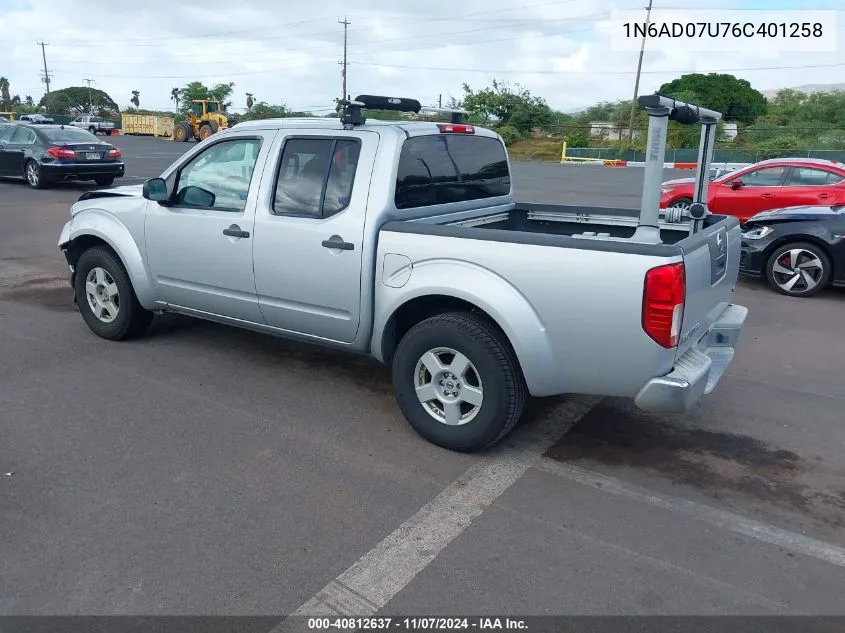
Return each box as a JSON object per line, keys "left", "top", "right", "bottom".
{"left": 438, "top": 94, "right": 442, "bottom": 108}
{"left": 37, "top": 40, "right": 51, "bottom": 94}
{"left": 338, "top": 16, "right": 351, "bottom": 101}
{"left": 83, "top": 78, "right": 95, "bottom": 113}
{"left": 627, "top": 0, "right": 653, "bottom": 144}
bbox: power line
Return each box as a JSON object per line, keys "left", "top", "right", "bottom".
{"left": 43, "top": 0, "right": 586, "bottom": 48}
{"left": 349, "top": 61, "right": 845, "bottom": 75}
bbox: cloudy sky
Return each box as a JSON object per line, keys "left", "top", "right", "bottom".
{"left": 1, "top": 0, "right": 842, "bottom": 115}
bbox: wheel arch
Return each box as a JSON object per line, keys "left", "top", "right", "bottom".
{"left": 60, "top": 213, "right": 157, "bottom": 309}
{"left": 373, "top": 263, "right": 560, "bottom": 397}
{"left": 760, "top": 234, "right": 834, "bottom": 277}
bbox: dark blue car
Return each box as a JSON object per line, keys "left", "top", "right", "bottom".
{"left": 0, "top": 124, "right": 125, "bottom": 189}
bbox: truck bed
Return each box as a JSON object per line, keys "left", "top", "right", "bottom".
{"left": 378, "top": 201, "right": 742, "bottom": 398}
{"left": 441, "top": 203, "right": 697, "bottom": 245}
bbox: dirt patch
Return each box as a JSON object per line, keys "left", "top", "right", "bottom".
{"left": 545, "top": 398, "right": 845, "bottom": 527}
{"left": 0, "top": 277, "right": 76, "bottom": 312}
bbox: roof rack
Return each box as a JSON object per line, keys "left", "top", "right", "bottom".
{"left": 339, "top": 94, "right": 467, "bottom": 128}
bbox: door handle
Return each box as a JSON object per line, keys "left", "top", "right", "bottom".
{"left": 322, "top": 236, "right": 354, "bottom": 251}
{"left": 223, "top": 225, "right": 250, "bottom": 238}
{"left": 761, "top": 193, "right": 776, "bottom": 199}
{"left": 818, "top": 193, "right": 832, "bottom": 199}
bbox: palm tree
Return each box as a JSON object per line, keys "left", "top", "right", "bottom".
{"left": 0, "top": 77, "right": 10, "bottom": 108}
{"left": 246, "top": 92, "right": 254, "bottom": 110}
{"left": 130, "top": 90, "right": 140, "bottom": 107}
{"left": 171, "top": 87, "right": 179, "bottom": 112}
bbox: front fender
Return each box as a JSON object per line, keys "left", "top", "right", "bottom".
{"left": 373, "top": 258, "right": 560, "bottom": 397}
{"left": 59, "top": 208, "right": 157, "bottom": 310}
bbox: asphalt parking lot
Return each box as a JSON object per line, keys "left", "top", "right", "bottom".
{"left": 1, "top": 135, "right": 844, "bottom": 620}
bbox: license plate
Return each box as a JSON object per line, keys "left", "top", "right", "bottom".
{"left": 86, "top": 153, "right": 100, "bottom": 160}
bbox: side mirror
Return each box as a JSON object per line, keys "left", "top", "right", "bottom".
{"left": 178, "top": 185, "right": 216, "bottom": 207}
{"left": 731, "top": 179, "right": 744, "bottom": 190}
{"left": 142, "top": 177, "right": 169, "bottom": 202}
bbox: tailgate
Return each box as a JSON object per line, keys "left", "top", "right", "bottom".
{"left": 674, "top": 216, "right": 742, "bottom": 358}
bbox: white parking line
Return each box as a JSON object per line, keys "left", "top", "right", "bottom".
{"left": 536, "top": 458, "right": 845, "bottom": 569}
{"left": 271, "top": 396, "right": 601, "bottom": 624}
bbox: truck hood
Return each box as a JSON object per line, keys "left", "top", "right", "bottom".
{"left": 746, "top": 205, "right": 844, "bottom": 225}
{"left": 78, "top": 184, "right": 143, "bottom": 201}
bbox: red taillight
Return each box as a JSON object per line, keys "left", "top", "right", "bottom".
{"left": 108, "top": 147, "right": 121, "bottom": 157}
{"left": 642, "top": 262, "right": 685, "bottom": 348}
{"left": 47, "top": 146, "right": 76, "bottom": 158}
{"left": 437, "top": 123, "right": 475, "bottom": 134}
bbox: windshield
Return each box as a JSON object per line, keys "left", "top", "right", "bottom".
{"left": 206, "top": 102, "right": 218, "bottom": 113}
{"left": 42, "top": 128, "right": 100, "bottom": 143}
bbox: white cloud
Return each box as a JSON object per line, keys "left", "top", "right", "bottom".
{"left": 1, "top": 0, "right": 842, "bottom": 115}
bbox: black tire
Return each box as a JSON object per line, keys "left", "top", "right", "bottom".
{"left": 73, "top": 246, "right": 153, "bottom": 340}
{"left": 668, "top": 196, "right": 693, "bottom": 210}
{"left": 208, "top": 120, "right": 219, "bottom": 134}
{"left": 88, "top": 126, "right": 96, "bottom": 134}
{"left": 174, "top": 121, "right": 191, "bottom": 142}
{"left": 392, "top": 311, "right": 527, "bottom": 452}
{"left": 24, "top": 160, "right": 46, "bottom": 189}
{"left": 765, "top": 241, "right": 831, "bottom": 298}
{"left": 94, "top": 176, "right": 115, "bottom": 187}
{"left": 198, "top": 123, "right": 213, "bottom": 141}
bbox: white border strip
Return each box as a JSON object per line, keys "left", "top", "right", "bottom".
{"left": 271, "top": 397, "right": 601, "bottom": 625}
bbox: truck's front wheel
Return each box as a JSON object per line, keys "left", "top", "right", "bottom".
{"left": 73, "top": 246, "right": 153, "bottom": 340}
{"left": 392, "top": 312, "right": 527, "bottom": 452}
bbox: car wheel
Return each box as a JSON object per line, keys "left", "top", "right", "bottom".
{"left": 73, "top": 246, "right": 154, "bottom": 340}
{"left": 94, "top": 176, "right": 115, "bottom": 187}
{"left": 765, "top": 242, "right": 831, "bottom": 298}
{"left": 88, "top": 127, "right": 97, "bottom": 134}
{"left": 669, "top": 196, "right": 693, "bottom": 210}
{"left": 24, "top": 160, "right": 46, "bottom": 189}
{"left": 392, "top": 311, "right": 527, "bottom": 452}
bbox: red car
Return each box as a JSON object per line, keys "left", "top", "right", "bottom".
{"left": 660, "top": 158, "right": 845, "bottom": 224}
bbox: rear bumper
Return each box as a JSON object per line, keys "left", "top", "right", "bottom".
{"left": 41, "top": 161, "right": 125, "bottom": 181}
{"left": 634, "top": 303, "right": 748, "bottom": 415}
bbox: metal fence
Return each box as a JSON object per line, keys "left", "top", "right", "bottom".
{"left": 563, "top": 147, "right": 845, "bottom": 163}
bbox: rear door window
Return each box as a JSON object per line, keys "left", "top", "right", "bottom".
{"left": 394, "top": 134, "right": 510, "bottom": 209}
{"left": 273, "top": 137, "right": 361, "bottom": 217}
{"left": 788, "top": 167, "right": 844, "bottom": 186}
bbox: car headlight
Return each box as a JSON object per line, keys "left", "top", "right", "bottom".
{"left": 741, "top": 226, "right": 774, "bottom": 240}
{"left": 660, "top": 187, "right": 672, "bottom": 194}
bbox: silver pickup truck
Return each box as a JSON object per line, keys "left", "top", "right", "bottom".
{"left": 58, "top": 93, "right": 748, "bottom": 451}
{"left": 69, "top": 115, "right": 115, "bottom": 135}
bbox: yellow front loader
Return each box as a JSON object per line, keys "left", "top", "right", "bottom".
{"left": 173, "top": 100, "right": 233, "bottom": 142}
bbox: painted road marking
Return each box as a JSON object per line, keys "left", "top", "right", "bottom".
{"left": 270, "top": 396, "right": 601, "bottom": 624}
{"left": 536, "top": 458, "right": 845, "bottom": 569}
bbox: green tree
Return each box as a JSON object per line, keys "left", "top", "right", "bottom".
{"left": 39, "top": 86, "right": 120, "bottom": 116}
{"left": 458, "top": 79, "right": 554, "bottom": 131}
{"left": 658, "top": 73, "right": 767, "bottom": 123}
{"left": 0, "top": 77, "right": 10, "bottom": 108}
{"left": 130, "top": 90, "right": 140, "bottom": 107}
{"left": 25, "top": 95, "right": 33, "bottom": 107}
{"left": 178, "top": 81, "right": 235, "bottom": 113}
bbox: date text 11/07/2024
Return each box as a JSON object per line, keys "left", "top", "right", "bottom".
{"left": 307, "top": 618, "right": 528, "bottom": 630}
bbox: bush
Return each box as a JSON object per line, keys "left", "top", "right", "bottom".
{"left": 563, "top": 130, "right": 590, "bottom": 148}
{"left": 496, "top": 124, "right": 523, "bottom": 146}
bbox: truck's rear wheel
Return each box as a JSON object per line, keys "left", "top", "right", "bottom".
{"left": 73, "top": 246, "right": 153, "bottom": 340}
{"left": 198, "top": 123, "right": 213, "bottom": 140}
{"left": 392, "top": 312, "right": 527, "bottom": 452}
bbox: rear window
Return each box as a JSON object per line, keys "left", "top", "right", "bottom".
{"left": 42, "top": 128, "right": 99, "bottom": 143}
{"left": 394, "top": 134, "right": 510, "bottom": 209}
